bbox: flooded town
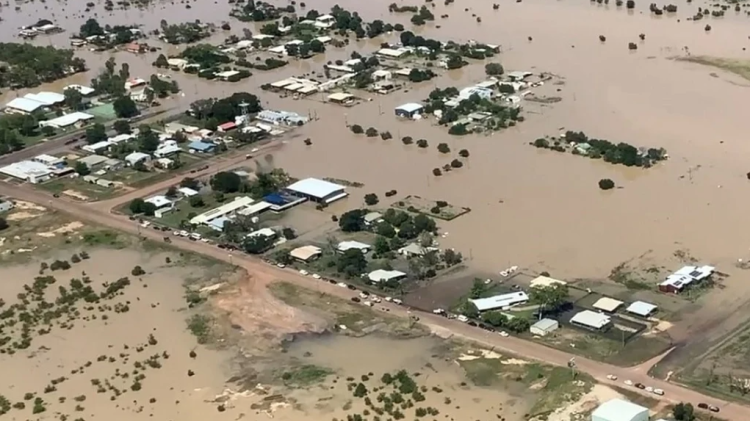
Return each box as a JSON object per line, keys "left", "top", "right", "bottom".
{"left": 0, "top": 0, "right": 750, "bottom": 420}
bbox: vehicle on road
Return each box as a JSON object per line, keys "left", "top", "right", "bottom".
{"left": 312, "top": 273, "right": 321, "bottom": 279}
{"left": 392, "top": 298, "right": 402, "bottom": 305}
{"left": 645, "top": 386, "right": 653, "bottom": 393}
{"left": 433, "top": 308, "right": 446, "bottom": 315}
{"left": 624, "top": 380, "right": 633, "bottom": 386}
{"left": 53, "top": 193, "right": 60, "bottom": 198}
{"left": 457, "top": 315, "right": 469, "bottom": 323}
{"left": 385, "top": 296, "right": 392, "bottom": 302}
{"left": 359, "top": 292, "right": 369, "bottom": 299}
{"left": 276, "top": 263, "right": 286, "bottom": 268}
{"left": 606, "top": 374, "right": 618, "bottom": 380}
{"left": 697, "top": 403, "right": 709, "bottom": 410}
{"left": 245, "top": 154, "right": 253, "bottom": 159}
{"left": 499, "top": 331, "right": 509, "bottom": 337}
{"left": 634, "top": 383, "right": 645, "bottom": 389}
{"left": 190, "top": 233, "right": 202, "bottom": 241}
{"left": 179, "top": 230, "right": 189, "bottom": 237}
{"left": 351, "top": 297, "right": 361, "bottom": 303}
{"left": 347, "top": 284, "right": 356, "bottom": 290}
{"left": 653, "top": 388, "right": 664, "bottom": 396}
{"left": 363, "top": 301, "right": 373, "bottom": 307}
{"left": 371, "top": 296, "right": 381, "bottom": 303}
{"left": 299, "top": 269, "right": 309, "bottom": 276}
{"left": 709, "top": 405, "right": 720, "bottom": 413}
{"left": 337, "top": 282, "right": 348, "bottom": 288}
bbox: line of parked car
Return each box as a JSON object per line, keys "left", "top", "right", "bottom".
{"left": 616, "top": 376, "right": 720, "bottom": 412}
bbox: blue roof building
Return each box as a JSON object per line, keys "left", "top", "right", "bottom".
{"left": 188, "top": 141, "right": 216, "bottom": 153}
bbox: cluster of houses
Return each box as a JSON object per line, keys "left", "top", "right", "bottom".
{"left": 266, "top": 74, "right": 359, "bottom": 98}
{"left": 18, "top": 21, "right": 63, "bottom": 39}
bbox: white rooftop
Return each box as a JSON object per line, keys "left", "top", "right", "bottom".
{"left": 592, "top": 297, "right": 624, "bottom": 313}
{"left": 24, "top": 91, "right": 65, "bottom": 105}
{"left": 287, "top": 178, "right": 345, "bottom": 199}
{"left": 125, "top": 152, "right": 150, "bottom": 164}
{"left": 5, "top": 97, "right": 45, "bottom": 113}
{"left": 177, "top": 187, "right": 199, "bottom": 197}
{"left": 145, "top": 195, "right": 172, "bottom": 208}
{"left": 530, "top": 275, "right": 567, "bottom": 288}
{"left": 247, "top": 228, "right": 276, "bottom": 238}
{"left": 337, "top": 240, "right": 371, "bottom": 252}
{"left": 64, "top": 84, "right": 95, "bottom": 96}
{"left": 570, "top": 310, "right": 611, "bottom": 329}
{"left": 395, "top": 103, "right": 424, "bottom": 113}
{"left": 470, "top": 291, "right": 529, "bottom": 312}
{"left": 39, "top": 112, "right": 94, "bottom": 128}
{"left": 368, "top": 269, "right": 406, "bottom": 283}
{"left": 190, "top": 196, "right": 255, "bottom": 225}
{"left": 0, "top": 160, "right": 52, "bottom": 180}
{"left": 626, "top": 301, "right": 657, "bottom": 317}
{"left": 591, "top": 399, "right": 648, "bottom": 421}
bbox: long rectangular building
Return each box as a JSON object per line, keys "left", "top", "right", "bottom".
{"left": 469, "top": 291, "right": 529, "bottom": 312}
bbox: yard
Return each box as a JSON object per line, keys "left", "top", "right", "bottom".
{"left": 38, "top": 177, "right": 122, "bottom": 201}
{"left": 392, "top": 195, "right": 470, "bottom": 221}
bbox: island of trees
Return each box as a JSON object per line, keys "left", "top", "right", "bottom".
{"left": 0, "top": 43, "right": 86, "bottom": 89}
{"left": 532, "top": 131, "right": 668, "bottom": 168}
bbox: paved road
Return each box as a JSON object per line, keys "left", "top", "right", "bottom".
{"left": 0, "top": 178, "right": 746, "bottom": 419}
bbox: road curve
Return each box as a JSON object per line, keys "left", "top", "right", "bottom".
{"left": 0, "top": 184, "right": 745, "bottom": 420}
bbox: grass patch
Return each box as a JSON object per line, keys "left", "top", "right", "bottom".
{"left": 82, "top": 230, "right": 129, "bottom": 248}
{"left": 38, "top": 178, "right": 121, "bottom": 202}
{"left": 528, "top": 367, "right": 593, "bottom": 417}
{"left": 279, "top": 364, "right": 334, "bottom": 387}
{"left": 677, "top": 55, "right": 750, "bottom": 82}
{"left": 392, "top": 195, "right": 470, "bottom": 221}
{"left": 187, "top": 314, "right": 212, "bottom": 344}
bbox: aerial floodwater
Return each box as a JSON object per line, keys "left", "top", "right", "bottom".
{"left": 3, "top": 0, "right": 750, "bottom": 419}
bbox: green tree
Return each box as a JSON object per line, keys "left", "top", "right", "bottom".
{"left": 137, "top": 126, "right": 159, "bottom": 153}
{"left": 672, "top": 403, "right": 695, "bottom": 421}
{"left": 484, "top": 62, "right": 504, "bottom": 76}
{"left": 506, "top": 317, "right": 530, "bottom": 333}
{"left": 459, "top": 301, "right": 479, "bottom": 318}
{"left": 189, "top": 195, "right": 205, "bottom": 207}
{"left": 598, "top": 178, "right": 615, "bottom": 190}
{"left": 364, "top": 193, "right": 379, "bottom": 206}
{"left": 470, "top": 278, "right": 487, "bottom": 299}
{"left": 63, "top": 87, "right": 85, "bottom": 111}
{"left": 529, "top": 284, "right": 569, "bottom": 318}
{"left": 0, "top": 217, "right": 8, "bottom": 231}
{"left": 74, "top": 161, "right": 90, "bottom": 176}
{"left": 437, "top": 143, "right": 450, "bottom": 154}
{"left": 351, "top": 124, "right": 364, "bottom": 134}
{"left": 211, "top": 171, "right": 242, "bottom": 193}
{"left": 165, "top": 186, "right": 179, "bottom": 198}
{"left": 374, "top": 236, "right": 391, "bottom": 255}
{"left": 309, "top": 39, "right": 325, "bottom": 53}
{"left": 113, "top": 119, "right": 131, "bottom": 134}
{"left": 376, "top": 222, "right": 396, "bottom": 238}
{"left": 79, "top": 18, "right": 105, "bottom": 37}
{"left": 482, "top": 311, "right": 507, "bottom": 327}
{"left": 337, "top": 249, "right": 367, "bottom": 277}
{"left": 85, "top": 123, "right": 107, "bottom": 144}
{"left": 413, "top": 214, "right": 436, "bottom": 233}
{"left": 338, "top": 209, "right": 367, "bottom": 232}
{"left": 113, "top": 95, "right": 139, "bottom": 118}
{"left": 243, "top": 234, "right": 275, "bottom": 254}
{"left": 153, "top": 54, "right": 169, "bottom": 68}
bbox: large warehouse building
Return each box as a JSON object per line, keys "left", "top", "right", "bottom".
{"left": 591, "top": 399, "right": 649, "bottom": 421}
{"left": 286, "top": 178, "right": 348, "bottom": 204}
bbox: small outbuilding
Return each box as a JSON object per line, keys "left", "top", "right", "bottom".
{"left": 368, "top": 269, "right": 406, "bottom": 283}
{"left": 530, "top": 318, "right": 559, "bottom": 336}
{"left": 394, "top": 103, "right": 424, "bottom": 119}
{"left": 570, "top": 310, "right": 611, "bottom": 331}
{"left": 125, "top": 152, "right": 151, "bottom": 166}
{"left": 328, "top": 92, "right": 355, "bottom": 104}
{"left": 626, "top": 301, "right": 657, "bottom": 317}
{"left": 591, "top": 398, "right": 648, "bottom": 421}
{"left": 188, "top": 141, "right": 216, "bottom": 154}
{"left": 144, "top": 195, "right": 172, "bottom": 209}
{"left": 592, "top": 297, "right": 624, "bottom": 313}
{"left": 290, "top": 245, "right": 323, "bottom": 262}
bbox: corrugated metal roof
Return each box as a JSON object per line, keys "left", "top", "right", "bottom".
{"left": 591, "top": 399, "right": 648, "bottom": 421}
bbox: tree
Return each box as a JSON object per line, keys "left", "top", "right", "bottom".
{"left": 211, "top": 171, "right": 242, "bottom": 193}
{"left": 351, "top": 124, "right": 364, "bottom": 134}
{"left": 470, "top": 278, "right": 487, "bottom": 299}
{"left": 484, "top": 63, "right": 504, "bottom": 76}
{"left": 309, "top": 39, "right": 325, "bottom": 53}
{"left": 459, "top": 301, "right": 479, "bottom": 318}
{"left": 672, "top": 403, "right": 695, "bottom": 421}
{"left": 376, "top": 222, "right": 396, "bottom": 238}
{"left": 364, "top": 193, "right": 379, "bottom": 206}
{"left": 337, "top": 249, "right": 367, "bottom": 277}
{"left": 281, "top": 227, "right": 296, "bottom": 240}
{"left": 129, "top": 199, "right": 156, "bottom": 215}
{"left": 437, "top": 143, "right": 450, "bottom": 154}
{"left": 598, "top": 179, "right": 615, "bottom": 190}
{"left": 74, "top": 161, "right": 90, "bottom": 176}
{"left": 85, "top": 123, "right": 107, "bottom": 144}
{"left": 189, "top": 196, "right": 205, "bottom": 207}
{"left": 374, "top": 236, "right": 391, "bottom": 255}
{"left": 165, "top": 186, "right": 179, "bottom": 198}
{"left": 243, "top": 235, "right": 274, "bottom": 254}
{"left": 63, "top": 88, "right": 85, "bottom": 111}
{"left": 0, "top": 217, "right": 7, "bottom": 231}
{"left": 482, "top": 311, "right": 507, "bottom": 327}
{"left": 339, "top": 209, "right": 367, "bottom": 232}
{"left": 154, "top": 54, "right": 169, "bottom": 68}
{"left": 413, "top": 214, "right": 436, "bottom": 233}
{"left": 79, "top": 18, "right": 105, "bottom": 37}
{"left": 443, "top": 249, "right": 463, "bottom": 266}
{"left": 365, "top": 127, "right": 379, "bottom": 137}
{"left": 506, "top": 317, "right": 531, "bottom": 333}
{"left": 113, "top": 119, "right": 131, "bottom": 134}
{"left": 459, "top": 149, "right": 470, "bottom": 158}
{"left": 416, "top": 139, "right": 428, "bottom": 148}
{"left": 113, "top": 96, "right": 139, "bottom": 118}
{"left": 529, "top": 284, "right": 569, "bottom": 318}
{"left": 138, "top": 126, "right": 159, "bottom": 153}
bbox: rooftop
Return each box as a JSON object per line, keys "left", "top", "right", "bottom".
{"left": 24, "top": 91, "right": 65, "bottom": 105}
{"left": 125, "top": 152, "right": 150, "bottom": 163}
{"left": 530, "top": 275, "right": 567, "bottom": 288}
{"left": 190, "top": 196, "right": 255, "bottom": 225}
{"left": 395, "top": 103, "right": 424, "bottom": 113}
{"left": 592, "top": 297, "right": 624, "bottom": 313}
{"left": 591, "top": 399, "right": 648, "bottom": 421}
{"left": 0, "top": 160, "right": 52, "bottom": 179}
{"left": 145, "top": 195, "right": 172, "bottom": 208}
{"left": 77, "top": 154, "right": 109, "bottom": 167}
{"left": 40, "top": 112, "right": 94, "bottom": 128}
{"left": 470, "top": 291, "right": 529, "bottom": 312}
{"left": 188, "top": 141, "right": 216, "bottom": 151}
{"left": 626, "top": 301, "right": 657, "bottom": 317}
{"left": 570, "top": 310, "right": 610, "bottom": 329}
{"left": 5, "top": 97, "right": 45, "bottom": 113}
{"left": 64, "top": 84, "right": 95, "bottom": 96}
{"left": 177, "top": 187, "right": 199, "bottom": 197}
{"left": 287, "top": 178, "right": 345, "bottom": 199}
{"left": 337, "top": 240, "right": 371, "bottom": 252}
{"left": 247, "top": 228, "right": 276, "bottom": 238}
{"left": 531, "top": 318, "right": 559, "bottom": 331}
{"left": 368, "top": 269, "right": 406, "bottom": 283}
{"left": 290, "top": 245, "right": 322, "bottom": 261}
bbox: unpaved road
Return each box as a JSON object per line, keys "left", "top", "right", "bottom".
{"left": 0, "top": 180, "right": 746, "bottom": 420}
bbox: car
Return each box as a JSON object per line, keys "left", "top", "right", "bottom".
{"left": 371, "top": 296, "right": 382, "bottom": 303}
{"left": 606, "top": 374, "right": 618, "bottom": 381}
{"left": 645, "top": 386, "right": 653, "bottom": 393}
{"left": 276, "top": 263, "right": 286, "bottom": 268}
{"left": 363, "top": 301, "right": 373, "bottom": 307}
{"left": 351, "top": 297, "right": 361, "bottom": 303}
{"left": 653, "top": 388, "right": 664, "bottom": 396}
{"left": 359, "top": 292, "right": 369, "bottom": 299}
{"left": 312, "top": 274, "right": 321, "bottom": 279}
{"left": 347, "top": 284, "right": 356, "bottom": 290}
{"left": 708, "top": 405, "right": 720, "bottom": 413}
{"left": 697, "top": 403, "right": 709, "bottom": 410}
{"left": 392, "top": 298, "right": 402, "bottom": 305}
{"left": 499, "top": 331, "right": 509, "bottom": 337}
{"left": 190, "top": 233, "right": 202, "bottom": 241}
{"left": 299, "top": 269, "right": 309, "bottom": 276}
{"left": 179, "top": 230, "right": 189, "bottom": 237}
{"left": 385, "top": 296, "right": 393, "bottom": 302}
{"left": 634, "top": 383, "right": 645, "bottom": 389}
{"left": 457, "top": 315, "right": 469, "bottom": 323}
{"left": 467, "top": 321, "right": 478, "bottom": 327}
{"left": 337, "top": 282, "right": 348, "bottom": 288}
{"left": 245, "top": 154, "right": 253, "bottom": 159}
{"left": 433, "top": 308, "right": 446, "bottom": 315}
{"left": 624, "top": 380, "right": 633, "bottom": 386}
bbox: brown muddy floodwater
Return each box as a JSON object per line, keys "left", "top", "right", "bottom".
{"left": 3, "top": 0, "right": 750, "bottom": 278}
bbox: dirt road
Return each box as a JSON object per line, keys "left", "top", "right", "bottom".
{"left": 0, "top": 184, "right": 746, "bottom": 419}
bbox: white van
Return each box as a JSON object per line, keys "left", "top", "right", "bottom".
{"left": 190, "top": 233, "right": 202, "bottom": 241}
{"left": 457, "top": 315, "right": 469, "bottom": 323}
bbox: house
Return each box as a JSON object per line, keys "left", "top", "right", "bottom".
{"left": 530, "top": 318, "right": 559, "bottom": 336}
{"left": 257, "top": 110, "right": 309, "bottom": 126}
{"left": 82, "top": 141, "right": 112, "bottom": 154}
{"left": 190, "top": 196, "right": 255, "bottom": 225}
{"left": 125, "top": 42, "right": 146, "bottom": 54}
{"left": 286, "top": 178, "right": 347, "bottom": 204}
{"left": 188, "top": 141, "right": 216, "bottom": 153}
{"left": 216, "top": 70, "right": 240, "bottom": 80}
{"left": 592, "top": 297, "right": 624, "bottom": 313}
{"left": 626, "top": 301, "right": 657, "bottom": 317}
{"left": 469, "top": 292, "right": 529, "bottom": 312}
{"left": 77, "top": 154, "right": 110, "bottom": 169}
{"left": 154, "top": 144, "right": 181, "bottom": 158}
{"left": 570, "top": 310, "right": 611, "bottom": 331}
{"left": 164, "top": 122, "right": 199, "bottom": 135}
{"left": 102, "top": 158, "right": 124, "bottom": 170}
{"left": 394, "top": 103, "right": 424, "bottom": 119}
{"left": 236, "top": 201, "right": 273, "bottom": 218}
{"left": 4, "top": 97, "right": 46, "bottom": 114}
{"left": 247, "top": 228, "right": 276, "bottom": 239}
{"left": 96, "top": 178, "right": 115, "bottom": 188}
{"left": 144, "top": 195, "right": 172, "bottom": 209}
{"left": 591, "top": 399, "right": 649, "bottom": 421}
{"left": 328, "top": 92, "right": 355, "bottom": 105}
{"left": 0, "top": 161, "right": 53, "bottom": 183}
{"left": 167, "top": 58, "right": 188, "bottom": 70}
{"left": 314, "top": 14, "right": 336, "bottom": 28}
{"left": 290, "top": 245, "right": 323, "bottom": 262}
{"left": 458, "top": 86, "right": 493, "bottom": 101}
{"left": 33, "top": 154, "right": 64, "bottom": 167}
{"left": 24, "top": 92, "right": 65, "bottom": 106}
{"left": 124, "top": 152, "right": 151, "bottom": 166}
{"left": 207, "top": 216, "right": 231, "bottom": 231}
{"left": 217, "top": 121, "right": 237, "bottom": 132}
{"left": 530, "top": 276, "right": 567, "bottom": 288}
{"left": 64, "top": 84, "right": 95, "bottom": 96}
{"left": 39, "top": 112, "right": 94, "bottom": 130}
{"left": 125, "top": 77, "right": 147, "bottom": 90}
{"left": 372, "top": 70, "right": 392, "bottom": 81}
{"left": 377, "top": 47, "right": 410, "bottom": 58}
{"left": 154, "top": 158, "right": 174, "bottom": 169}
{"left": 398, "top": 243, "right": 437, "bottom": 257}
{"left": 108, "top": 133, "right": 135, "bottom": 145}
{"left": 368, "top": 269, "right": 407, "bottom": 283}
{"left": 507, "top": 71, "right": 533, "bottom": 81}
{"left": 659, "top": 265, "right": 716, "bottom": 293}
{"left": 0, "top": 200, "right": 15, "bottom": 213}
{"left": 337, "top": 241, "right": 371, "bottom": 253}
{"left": 363, "top": 212, "right": 383, "bottom": 225}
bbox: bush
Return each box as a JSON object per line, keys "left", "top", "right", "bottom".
{"left": 131, "top": 266, "right": 146, "bottom": 276}
{"left": 450, "top": 159, "right": 463, "bottom": 168}
{"left": 626, "top": 0, "right": 635, "bottom": 7}
{"left": 416, "top": 139, "right": 428, "bottom": 148}
{"left": 380, "top": 131, "right": 392, "bottom": 140}
{"left": 437, "top": 143, "right": 450, "bottom": 154}
{"left": 351, "top": 124, "right": 364, "bottom": 134}
{"left": 484, "top": 62, "right": 504, "bottom": 76}
{"left": 598, "top": 179, "right": 616, "bottom": 190}
{"left": 628, "top": 42, "right": 637, "bottom": 50}
{"left": 364, "top": 193, "right": 379, "bottom": 206}
{"left": 365, "top": 127, "right": 379, "bottom": 137}
{"left": 401, "top": 136, "right": 413, "bottom": 145}
{"left": 458, "top": 149, "right": 470, "bottom": 158}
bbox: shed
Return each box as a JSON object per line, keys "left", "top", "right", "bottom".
{"left": 470, "top": 292, "right": 529, "bottom": 312}
{"left": 125, "top": 152, "right": 151, "bottom": 166}
{"left": 368, "top": 269, "right": 406, "bottom": 283}
{"left": 286, "top": 178, "right": 347, "bottom": 204}
{"left": 337, "top": 240, "right": 371, "bottom": 253}
{"left": 290, "top": 245, "right": 322, "bottom": 262}
{"left": 570, "top": 310, "right": 611, "bottom": 330}
{"left": 530, "top": 318, "right": 559, "bottom": 336}
{"left": 395, "top": 102, "right": 424, "bottom": 119}
{"left": 592, "top": 297, "right": 624, "bottom": 313}
{"left": 626, "top": 301, "right": 657, "bottom": 317}
{"left": 217, "top": 121, "right": 237, "bottom": 132}
{"left": 659, "top": 265, "right": 715, "bottom": 293}
{"left": 188, "top": 141, "right": 216, "bottom": 153}
{"left": 591, "top": 399, "right": 649, "bottom": 421}
{"left": 328, "top": 92, "right": 355, "bottom": 104}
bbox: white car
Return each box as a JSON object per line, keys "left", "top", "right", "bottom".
{"left": 653, "top": 388, "right": 664, "bottom": 396}
{"left": 312, "top": 273, "right": 321, "bottom": 279}
{"left": 359, "top": 292, "right": 369, "bottom": 299}
{"left": 190, "top": 233, "right": 202, "bottom": 241}
{"left": 173, "top": 231, "right": 180, "bottom": 236}
{"left": 645, "top": 386, "right": 653, "bottom": 393}
{"left": 276, "top": 263, "right": 286, "bottom": 268}
{"left": 457, "top": 315, "right": 469, "bottom": 323}
{"left": 179, "top": 230, "right": 189, "bottom": 237}
{"left": 337, "top": 282, "right": 348, "bottom": 288}
{"left": 606, "top": 374, "right": 618, "bottom": 381}
{"left": 385, "top": 296, "right": 393, "bottom": 302}
{"left": 299, "top": 269, "right": 309, "bottom": 276}
{"left": 432, "top": 308, "right": 446, "bottom": 315}
{"left": 624, "top": 380, "right": 633, "bottom": 386}
{"left": 363, "top": 301, "right": 373, "bottom": 307}
{"left": 499, "top": 331, "right": 509, "bottom": 337}
{"left": 371, "top": 296, "right": 382, "bottom": 303}
{"left": 392, "top": 298, "right": 402, "bottom": 305}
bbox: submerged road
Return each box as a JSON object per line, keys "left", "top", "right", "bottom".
{"left": 0, "top": 181, "right": 745, "bottom": 419}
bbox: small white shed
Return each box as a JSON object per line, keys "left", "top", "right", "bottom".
{"left": 530, "top": 318, "right": 559, "bottom": 336}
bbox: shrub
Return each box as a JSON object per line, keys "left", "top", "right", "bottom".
{"left": 131, "top": 266, "right": 146, "bottom": 276}
{"left": 432, "top": 168, "right": 442, "bottom": 176}
{"left": 380, "top": 131, "right": 392, "bottom": 140}
{"left": 351, "top": 124, "right": 364, "bottom": 134}
{"left": 365, "top": 127, "right": 379, "bottom": 137}
{"left": 401, "top": 136, "right": 413, "bottom": 145}
{"left": 598, "top": 178, "right": 616, "bottom": 190}
{"left": 628, "top": 42, "right": 637, "bottom": 50}
{"left": 437, "top": 143, "right": 450, "bottom": 154}
{"left": 458, "top": 149, "right": 470, "bottom": 157}
{"left": 450, "top": 159, "right": 463, "bottom": 168}
{"left": 416, "top": 139, "right": 428, "bottom": 148}
{"left": 364, "top": 194, "right": 379, "bottom": 206}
